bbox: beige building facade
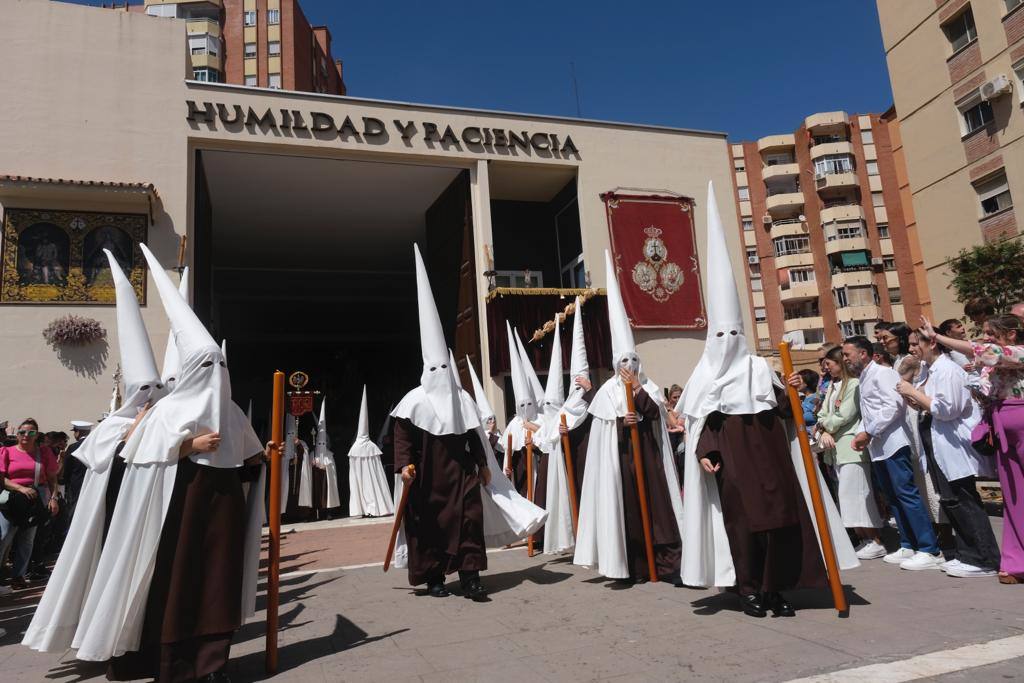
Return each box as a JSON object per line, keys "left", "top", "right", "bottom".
{"left": 0, "top": 0, "right": 740, "bottom": 431}
{"left": 877, "top": 0, "right": 1024, "bottom": 322}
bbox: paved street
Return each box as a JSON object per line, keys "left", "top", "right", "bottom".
{"left": 1, "top": 518, "right": 1023, "bottom": 682}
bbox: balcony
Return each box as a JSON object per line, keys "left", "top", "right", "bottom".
{"left": 820, "top": 204, "right": 864, "bottom": 224}
{"left": 784, "top": 316, "right": 824, "bottom": 333}
{"left": 774, "top": 252, "right": 815, "bottom": 269}
{"left": 190, "top": 52, "right": 222, "bottom": 71}
{"left": 805, "top": 111, "right": 849, "bottom": 132}
{"left": 815, "top": 172, "right": 859, "bottom": 191}
{"left": 762, "top": 163, "right": 800, "bottom": 182}
{"left": 825, "top": 236, "right": 870, "bottom": 255}
{"left": 769, "top": 218, "right": 806, "bottom": 239}
{"left": 835, "top": 305, "right": 881, "bottom": 323}
{"left": 765, "top": 191, "right": 805, "bottom": 214}
{"left": 810, "top": 141, "right": 855, "bottom": 159}
{"left": 780, "top": 282, "right": 819, "bottom": 302}
{"left": 831, "top": 270, "right": 874, "bottom": 289}
{"left": 757, "top": 133, "right": 796, "bottom": 153}
{"left": 186, "top": 18, "right": 221, "bottom": 37}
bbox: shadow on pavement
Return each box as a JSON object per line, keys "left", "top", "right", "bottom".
{"left": 690, "top": 584, "right": 870, "bottom": 615}
{"left": 473, "top": 561, "right": 573, "bottom": 595}
{"left": 43, "top": 659, "right": 106, "bottom": 682}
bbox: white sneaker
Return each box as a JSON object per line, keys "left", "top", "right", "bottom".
{"left": 855, "top": 540, "right": 887, "bottom": 560}
{"left": 939, "top": 558, "right": 961, "bottom": 573}
{"left": 883, "top": 547, "right": 915, "bottom": 564}
{"left": 945, "top": 562, "right": 998, "bottom": 578}
{"left": 900, "top": 552, "right": 943, "bottom": 571}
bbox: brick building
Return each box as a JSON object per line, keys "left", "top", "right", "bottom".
{"left": 139, "top": 0, "right": 346, "bottom": 94}
{"left": 729, "top": 111, "right": 928, "bottom": 352}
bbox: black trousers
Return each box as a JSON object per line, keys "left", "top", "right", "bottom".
{"left": 920, "top": 414, "right": 1001, "bottom": 570}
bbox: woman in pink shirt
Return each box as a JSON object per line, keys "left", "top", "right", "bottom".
{"left": 1, "top": 418, "right": 60, "bottom": 590}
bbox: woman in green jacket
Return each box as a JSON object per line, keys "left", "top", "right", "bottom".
{"left": 815, "top": 346, "right": 886, "bottom": 560}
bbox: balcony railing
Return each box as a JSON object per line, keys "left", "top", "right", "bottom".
{"left": 766, "top": 186, "right": 801, "bottom": 197}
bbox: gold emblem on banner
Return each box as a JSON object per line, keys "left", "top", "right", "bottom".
{"left": 632, "top": 226, "right": 684, "bottom": 303}
{"left": 287, "top": 371, "right": 315, "bottom": 416}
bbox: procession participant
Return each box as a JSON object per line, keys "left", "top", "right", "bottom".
{"left": 24, "top": 250, "right": 167, "bottom": 653}
{"left": 305, "top": 399, "right": 340, "bottom": 520}
{"left": 158, "top": 266, "right": 189, "bottom": 392}
{"left": 390, "top": 245, "right": 545, "bottom": 600}
{"left": 573, "top": 250, "right": 685, "bottom": 585}
{"left": 465, "top": 356, "right": 502, "bottom": 456}
{"left": 513, "top": 330, "right": 551, "bottom": 547}
{"left": 679, "top": 181, "right": 858, "bottom": 617}
{"left": 346, "top": 389, "right": 392, "bottom": 518}
{"left": 72, "top": 244, "right": 266, "bottom": 682}
{"left": 500, "top": 322, "right": 541, "bottom": 497}
{"left": 289, "top": 414, "right": 313, "bottom": 518}
{"left": 62, "top": 420, "right": 94, "bottom": 514}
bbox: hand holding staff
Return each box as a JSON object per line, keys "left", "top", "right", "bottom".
{"left": 384, "top": 465, "right": 416, "bottom": 572}
{"left": 624, "top": 379, "right": 658, "bottom": 583}
{"left": 560, "top": 413, "right": 579, "bottom": 535}
{"left": 779, "top": 341, "right": 848, "bottom": 614}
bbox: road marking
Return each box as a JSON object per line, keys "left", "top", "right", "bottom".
{"left": 787, "top": 633, "right": 1024, "bottom": 682}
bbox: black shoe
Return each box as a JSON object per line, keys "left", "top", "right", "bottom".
{"left": 764, "top": 591, "right": 795, "bottom": 617}
{"left": 740, "top": 593, "right": 767, "bottom": 618}
{"left": 427, "top": 582, "right": 450, "bottom": 598}
{"left": 26, "top": 569, "right": 49, "bottom": 582}
{"left": 463, "top": 579, "right": 489, "bottom": 602}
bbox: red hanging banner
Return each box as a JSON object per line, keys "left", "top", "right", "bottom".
{"left": 602, "top": 192, "right": 707, "bottom": 329}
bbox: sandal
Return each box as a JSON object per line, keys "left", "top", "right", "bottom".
{"left": 998, "top": 572, "right": 1021, "bottom": 584}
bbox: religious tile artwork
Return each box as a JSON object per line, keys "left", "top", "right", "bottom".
{"left": 1, "top": 208, "right": 147, "bottom": 304}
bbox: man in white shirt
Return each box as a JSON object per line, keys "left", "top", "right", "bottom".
{"left": 843, "top": 336, "right": 941, "bottom": 571}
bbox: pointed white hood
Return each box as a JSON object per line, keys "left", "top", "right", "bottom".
{"left": 678, "top": 181, "right": 777, "bottom": 418}
{"left": 314, "top": 398, "right": 337, "bottom": 464}
{"left": 221, "top": 339, "right": 228, "bottom": 363}
{"left": 466, "top": 356, "right": 496, "bottom": 423}
{"left": 71, "top": 252, "right": 165, "bottom": 471}
{"left": 160, "top": 266, "right": 189, "bottom": 388}
{"left": 515, "top": 329, "right": 545, "bottom": 405}
{"left": 349, "top": 387, "right": 382, "bottom": 458}
{"left": 506, "top": 321, "right": 537, "bottom": 421}
{"left": 541, "top": 319, "right": 565, "bottom": 417}
{"left": 390, "top": 244, "right": 480, "bottom": 435}
{"left": 120, "top": 244, "right": 262, "bottom": 467}
{"left": 568, "top": 296, "right": 590, "bottom": 382}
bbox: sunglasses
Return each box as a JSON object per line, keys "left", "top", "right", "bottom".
{"left": 17, "top": 430, "right": 38, "bottom": 437}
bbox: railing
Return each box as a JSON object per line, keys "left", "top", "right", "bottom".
{"left": 766, "top": 186, "right": 801, "bottom": 197}
{"left": 814, "top": 164, "right": 854, "bottom": 176}
{"left": 772, "top": 218, "right": 804, "bottom": 227}
{"left": 783, "top": 308, "right": 821, "bottom": 321}
{"left": 822, "top": 200, "right": 860, "bottom": 210}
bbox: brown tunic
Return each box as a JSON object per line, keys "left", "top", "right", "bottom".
{"left": 393, "top": 418, "right": 487, "bottom": 586}
{"left": 617, "top": 390, "right": 682, "bottom": 580}
{"left": 108, "top": 456, "right": 260, "bottom": 682}
{"left": 567, "top": 411, "right": 594, "bottom": 503}
{"left": 695, "top": 393, "right": 827, "bottom": 596}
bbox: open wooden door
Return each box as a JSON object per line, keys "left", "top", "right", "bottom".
{"left": 424, "top": 171, "right": 481, "bottom": 388}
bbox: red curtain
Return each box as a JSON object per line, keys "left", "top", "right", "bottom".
{"left": 485, "top": 292, "right": 611, "bottom": 377}
{"left": 602, "top": 192, "right": 707, "bottom": 329}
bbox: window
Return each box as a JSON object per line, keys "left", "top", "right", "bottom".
{"left": 841, "top": 321, "right": 868, "bottom": 337}
{"left": 871, "top": 191, "right": 885, "bottom": 208}
{"left": 943, "top": 8, "right": 977, "bottom": 53}
{"left": 746, "top": 248, "right": 760, "bottom": 275}
{"left": 188, "top": 36, "right": 218, "bottom": 57}
{"left": 244, "top": 10, "right": 257, "bottom": 26}
{"left": 244, "top": 75, "right": 257, "bottom": 86}
{"left": 244, "top": 42, "right": 257, "bottom": 59}
{"left": 742, "top": 218, "right": 753, "bottom": 231}
{"left": 734, "top": 159, "right": 746, "bottom": 172}
{"left": 790, "top": 268, "right": 815, "bottom": 283}
{"left": 268, "top": 73, "right": 282, "bottom": 89}
{"left": 1007, "top": 0, "right": 1024, "bottom": 13}
{"left": 268, "top": 41, "right": 281, "bottom": 56}
{"left": 146, "top": 5, "right": 176, "bottom": 17}
{"left": 751, "top": 277, "right": 763, "bottom": 291}
{"left": 877, "top": 223, "right": 890, "bottom": 238}
{"left": 773, "top": 236, "right": 810, "bottom": 257}
{"left": 974, "top": 172, "right": 1013, "bottom": 217}
{"left": 738, "top": 186, "right": 750, "bottom": 201}
{"left": 495, "top": 270, "right": 544, "bottom": 288}
{"left": 1016, "top": 62, "right": 1024, "bottom": 103}
{"left": 803, "top": 329, "right": 825, "bottom": 344}
{"left": 755, "top": 308, "right": 767, "bottom": 323}
{"left": 860, "top": 130, "right": 874, "bottom": 145}
{"left": 814, "top": 154, "right": 854, "bottom": 176}
{"left": 960, "top": 99, "right": 994, "bottom": 136}
{"left": 866, "top": 161, "right": 879, "bottom": 176}
{"left": 825, "top": 220, "right": 864, "bottom": 242}
{"left": 765, "top": 152, "right": 795, "bottom": 166}
{"left": 758, "top": 338, "right": 772, "bottom": 351}
{"left": 783, "top": 301, "right": 819, "bottom": 320}
{"left": 267, "top": 9, "right": 280, "bottom": 24}
{"left": 192, "top": 68, "right": 218, "bottom": 83}
{"left": 889, "top": 287, "right": 903, "bottom": 304}
{"left": 813, "top": 134, "right": 846, "bottom": 145}
{"left": 883, "top": 256, "right": 897, "bottom": 271}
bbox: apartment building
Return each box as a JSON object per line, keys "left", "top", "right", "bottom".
{"left": 140, "top": 0, "right": 346, "bottom": 94}
{"left": 877, "top": 0, "right": 1024, "bottom": 321}
{"left": 730, "top": 111, "right": 927, "bottom": 351}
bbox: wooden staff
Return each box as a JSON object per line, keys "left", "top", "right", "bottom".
{"left": 526, "top": 430, "right": 535, "bottom": 557}
{"left": 265, "top": 370, "right": 284, "bottom": 675}
{"left": 176, "top": 235, "right": 187, "bottom": 270}
{"left": 506, "top": 433, "right": 514, "bottom": 477}
{"left": 384, "top": 465, "right": 415, "bottom": 572}
{"left": 560, "top": 413, "right": 579, "bottom": 535}
{"left": 624, "top": 380, "right": 658, "bottom": 583}
{"left": 779, "top": 341, "right": 848, "bottom": 614}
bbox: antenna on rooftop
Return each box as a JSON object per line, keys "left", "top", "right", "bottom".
{"left": 570, "top": 61, "right": 582, "bottom": 118}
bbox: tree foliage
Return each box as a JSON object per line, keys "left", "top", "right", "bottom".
{"left": 948, "top": 239, "right": 1024, "bottom": 312}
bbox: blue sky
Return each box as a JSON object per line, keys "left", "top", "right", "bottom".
{"left": 71, "top": 1, "right": 894, "bottom": 140}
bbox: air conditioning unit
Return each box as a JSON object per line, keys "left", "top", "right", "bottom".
{"left": 762, "top": 214, "right": 773, "bottom": 224}
{"left": 748, "top": 255, "right": 760, "bottom": 264}
{"left": 980, "top": 74, "right": 1012, "bottom": 102}
{"left": 798, "top": 214, "right": 807, "bottom": 223}
{"left": 870, "top": 257, "right": 884, "bottom": 267}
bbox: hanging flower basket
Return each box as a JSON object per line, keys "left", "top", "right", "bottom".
{"left": 42, "top": 315, "right": 107, "bottom": 348}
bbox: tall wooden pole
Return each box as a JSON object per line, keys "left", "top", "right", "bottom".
{"left": 779, "top": 342, "right": 848, "bottom": 614}
{"left": 265, "top": 371, "right": 284, "bottom": 674}
{"left": 505, "top": 433, "right": 513, "bottom": 477}
{"left": 624, "top": 380, "right": 658, "bottom": 583}
{"left": 560, "top": 413, "right": 579, "bottom": 535}
{"left": 526, "top": 430, "right": 535, "bottom": 557}
{"left": 384, "top": 465, "right": 415, "bottom": 572}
